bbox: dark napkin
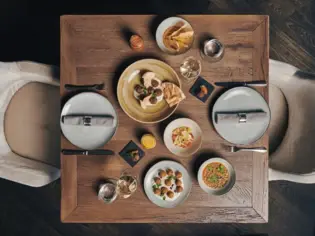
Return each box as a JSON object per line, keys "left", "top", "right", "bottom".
{"left": 119, "top": 140, "right": 145, "bottom": 167}
{"left": 189, "top": 76, "right": 214, "bottom": 103}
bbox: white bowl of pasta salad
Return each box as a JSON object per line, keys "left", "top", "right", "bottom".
{"left": 164, "top": 118, "right": 202, "bottom": 157}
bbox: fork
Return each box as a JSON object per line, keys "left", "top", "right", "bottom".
{"left": 230, "top": 146, "right": 267, "bottom": 153}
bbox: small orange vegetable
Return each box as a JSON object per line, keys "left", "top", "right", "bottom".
{"left": 130, "top": 35, "right": 144, "bottom": 51}
{"left": 197, "top": 85, "right": 208, "bottom": 98}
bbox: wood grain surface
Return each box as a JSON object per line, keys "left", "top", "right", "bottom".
{"left": 60, "top": 15, "right": 269, "bottom": 223}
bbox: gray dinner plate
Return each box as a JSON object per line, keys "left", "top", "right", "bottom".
{"left": 61, "top": 92, "right": 118, "bottom": 150}
{"left": 212, "top": 86, "right": 270, "bottom": 145}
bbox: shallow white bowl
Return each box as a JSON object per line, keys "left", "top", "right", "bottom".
{"left": 197, "top": 158, "right": 236, "bottom": 195}
{"left": 164, "top": 118, "right": 202, "bottom": 157}
{"left": 144, "top": 160, "right": 192, "bottom": 208}
{"left": 156, "top": 17, "right": 194, "bottom": 55}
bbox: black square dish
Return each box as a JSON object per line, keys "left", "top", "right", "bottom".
{"left": 119, "top": 140, "right": 145, "bottom": 167}
{"left": 189, "top": 76, "right": 214, "bottom": 103}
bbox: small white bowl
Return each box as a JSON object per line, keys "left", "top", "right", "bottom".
{"left": 156, "top": 17, "right": 194, "bottom": 55}
{"left": 164, "top": 118, "right": 202, "bottom": 157}
{"left": 197, "top": 158, "right": 236, "bottom": 195}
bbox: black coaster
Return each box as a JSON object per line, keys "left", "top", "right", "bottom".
{"left": 189, "top": 76, "right": 214, "bottom": 103}
{"left": 119, "top": 140, "right": 145, "bottom": 167}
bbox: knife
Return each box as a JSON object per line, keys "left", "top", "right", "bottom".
{"left": 214, "top": 81, "right": 267, "bottom": 87}
{"left": 65, "top": 83, "right": 104, "bottom": 91}
{"left": 62, "top": 149, "right": 115, "bottom": 156}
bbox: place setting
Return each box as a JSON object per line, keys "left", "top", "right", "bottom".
{"left": 60, "top": 15, "right": 269, "bottom": 223}
{"left": 60, "top": 92, "right": 118, "bottom": 151}
{"left": 212, "top": 86, "right": 270, "bottom": 145}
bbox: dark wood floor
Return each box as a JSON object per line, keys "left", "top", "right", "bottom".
{"left": 1, "top": 0, "right": 315, "bottom": 236}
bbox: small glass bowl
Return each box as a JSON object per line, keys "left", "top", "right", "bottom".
{"left": 98, "top": 180, "right": 118, "bottom": 204}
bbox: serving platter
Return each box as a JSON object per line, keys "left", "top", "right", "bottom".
{"left": 117, "top": 59, "right": 181, "bottom": 123}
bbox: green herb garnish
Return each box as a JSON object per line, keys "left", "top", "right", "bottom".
{"left": 208, "top": 174, "right": 218, "bottom": 183}
{"left": 143, "top": 87, "right": 147, "bottom": 95}
{"left": 163, "top": 196, "right": 166, "bottom": 200}
{"left": 217, "top": 165, "right": 225, "bottom": 173}
{"left": 207, "top": 166, "right": 213, "bottom": 171}
{"left": 152, "top": 184, "right": 161, "bottom": 190}
{"left": 151, "top": 92, "right": 156, "bottom": 98}
{"left": 167, "top": 175, "right": 176, "bottom": 180}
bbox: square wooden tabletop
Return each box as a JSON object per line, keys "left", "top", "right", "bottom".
{"left": 60, "top": 15, "right": 269, "bottom": 223}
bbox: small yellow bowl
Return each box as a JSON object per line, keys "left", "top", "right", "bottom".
{"left": 141, "top": 134, "right": 156, "bottom": 149}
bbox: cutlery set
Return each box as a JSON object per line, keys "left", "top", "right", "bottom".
{"left": 62, "top": 149, "right": 115, "bottom": 156}
{"left": 229, "top": 146, "right": 267, "bottom": 153}
{"left": 65, "top": 83, "right": 105, "bottom": 91}
{"left": 214, "top": 80, "right": 267, "bottom": 88}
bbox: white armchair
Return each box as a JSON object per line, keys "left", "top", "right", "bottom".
{"left": 0, "top": 61, "right": 60, "bottom": 187}
{"left": 269, "top": 59, "right": 315, "bottom": 183}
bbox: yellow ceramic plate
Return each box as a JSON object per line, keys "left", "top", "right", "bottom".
{"left": 117, "top": 59, "right": 181, "bottom": 123}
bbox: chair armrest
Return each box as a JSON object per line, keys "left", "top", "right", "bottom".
{"left": 0, "top": 61, "right": 60, "bottom": 86}
{"left": 16, "top": 61, "right": 60, "bottom": 86}
{"left": 0, "top": 152, "right": 60, "bottom": 187}
{"left": 269, "top": 168, "right": 315, "bottom": 184}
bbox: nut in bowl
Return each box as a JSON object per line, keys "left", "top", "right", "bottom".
{"left": 197, "top": 158, "right": 236, "bottom": 195}
{"left": 156, "top": 17, "right": 194, "bottom": 55}
{"left": 164, "top": 118, "right": 202, "bottom": 157}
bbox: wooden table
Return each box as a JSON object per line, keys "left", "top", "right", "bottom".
{"left": 60, "top": 15, "right": 269, "bottom": 223}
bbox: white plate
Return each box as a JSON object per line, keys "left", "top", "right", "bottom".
{"left": 164, "top": 118, "right": 202, "bottom": 157}
{"left": 197, "top": 158, "right": 236, "bottom": 195}
{"left": 156, "top": 17, "right": 194, "bottom": 55}
{"left": 212, "top": 86, "right": 270, "bottom": 145}
{"left": 61, "top": 92, "right": 118, "bottom": 150}
{"left": 144, "top": 160, "right": 192, "bottom": 208}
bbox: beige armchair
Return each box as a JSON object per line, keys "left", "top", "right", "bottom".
{"left": 269, "top": 59, "right": 315, "bottom": 183}
{"left": 0, "top": 61, "right": 60, "bottom": 187}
